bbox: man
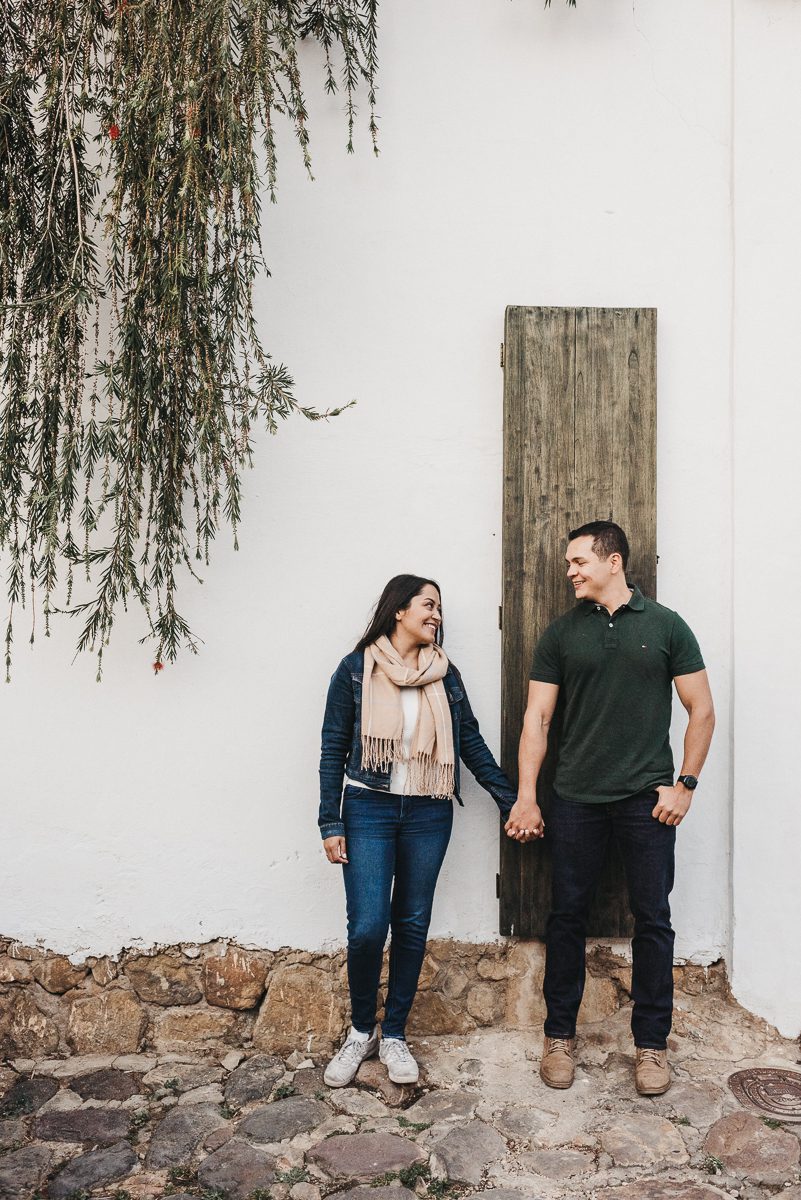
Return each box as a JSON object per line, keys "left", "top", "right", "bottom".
{"left": 505, "top": 521, "right": 715, "bottom": 1096}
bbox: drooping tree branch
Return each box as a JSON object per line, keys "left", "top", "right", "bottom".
{"left": 0, "top": 1, "right": 378, "bottom": 677}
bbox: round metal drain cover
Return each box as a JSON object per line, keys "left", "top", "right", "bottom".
{"left": 728, "top": 1067, "right": 801, "bottom": 1122}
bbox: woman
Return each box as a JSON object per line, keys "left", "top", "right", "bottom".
{"left": 318, "top": 574, "right": 517, "bottom": 1088}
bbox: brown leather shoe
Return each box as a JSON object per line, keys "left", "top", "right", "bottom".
{"left": 540, "top": 1036, "right": 576, "bottom": 1089}
{"left": 635, "top": 1047, "right": 670, "bottom": 1095}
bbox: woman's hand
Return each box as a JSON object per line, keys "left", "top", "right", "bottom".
{"left": 323, "top": 836, "right": 348, "bottom": 864}
{"left": 504, "top": 798, "right": 545, "bottom": 841}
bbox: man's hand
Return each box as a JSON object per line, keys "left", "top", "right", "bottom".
{"left": 505, "top": 799, "right": 545, "bottom": 841}
{"left": 652, "top": 785, "right": 692, "bottom": 827}
{"left": 323, "top": 836, "right": 348, "bottom": 863}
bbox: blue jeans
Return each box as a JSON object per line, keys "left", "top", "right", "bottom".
{"left": 341, "top": 786, "right": 453, "bottom": 1039}
{"left": 543, "top": 790, "right": 676, "bottom": 1049}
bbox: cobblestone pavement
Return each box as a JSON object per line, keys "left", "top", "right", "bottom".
{"left": 1, "top": 988, "right": 799, "bottom": 1200}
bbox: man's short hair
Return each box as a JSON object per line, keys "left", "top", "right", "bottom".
{"left": 568, "top": 520, "right": 629, "bottom": 571}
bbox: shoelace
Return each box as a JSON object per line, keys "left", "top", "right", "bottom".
{"left": 638, "top": 1048, "right": 663, "bottom": 1064}
{"left": 383, "top": 1039, "right": 414, "bottom": 1065}
{"left": 546, "top": 1038, "right": 573, "bottom": 1056}
{"left": 337, "top": 1036, "right": 370, "bottom": 1065}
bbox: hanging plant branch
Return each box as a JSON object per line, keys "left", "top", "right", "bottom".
{"left": 0, "top": 0, "right": 378, "bottom": 678}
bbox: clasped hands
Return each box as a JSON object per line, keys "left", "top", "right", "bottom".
{"left": 504, "top": 798, "right": 545, "bottom": 842}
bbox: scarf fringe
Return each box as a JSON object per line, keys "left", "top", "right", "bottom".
{"left": 407, "top": 752, "right": 455, "bottom": 800}
{"left": 361, "top": 740, "right": 455, "bottom": 798}
{"left": 362, "top": 735, "right": 404, "bottom": 774}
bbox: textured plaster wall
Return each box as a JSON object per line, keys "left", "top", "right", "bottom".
{"left": 1, "top": 2, "right": 753, "bottom": 1020}
{"left": 730, "top": 0, "right": 801, "bottom": 1038}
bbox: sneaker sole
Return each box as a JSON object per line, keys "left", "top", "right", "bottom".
{"left": 385, "top": 1070, "right": 418, "bottom": 1085}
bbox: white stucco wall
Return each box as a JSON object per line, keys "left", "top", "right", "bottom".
{"left": 730, "top": 0, "right": 801, "bottom": 1038}
{"left": 5, "top": 0, "right": 794, "bottom": 1035}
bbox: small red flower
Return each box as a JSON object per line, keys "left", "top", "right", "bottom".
{"left": 153, "top": 661, "right": 164, "bottom": 674}
{"left": 108, "top": 123, "right": 120, "bottom": 141}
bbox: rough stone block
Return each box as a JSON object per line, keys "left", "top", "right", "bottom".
{"left": 704, "top": 1110, "right": 800, "bottom": 1185}
{"left": 34, "top": 1105, "right": 132, "bottom": 1144}
{"left": 254, "top": 964, "right": 346, "bottom": 1056}
{"left": 238, "top": 1096, "right": 329, "bottom": 1143}
{"left": 0, "top": 1144, "right": 55, "bottom": 1200}
{"left": 406, "top": 989, "right": 474, "bottom": 1036}
{"left": 0, "top": 990, "right": 60, "bottom": 1058}
{"left": 504, "top": 942, "right": 546, "bottom": 1029}
{"left": 126, "top": 953, "right": 203, "bottom": 1006}
{"left": 601, "top": 1114, "right": 689, "bottom": 1167}
{"left": 308, "top": 1131, "right": 427, "bottom": 1181}
{"left": 48, "top": 1139, "right": 138, "bottom": 1198}
{"left": 152, "top": 1003, "right": 238, "bottom": 1051}
{"left": 202, "top": 947, "right": 270, "bottom": 1010}
{"left": 430, "top": 1119, "right": 507, "bottom": 1185}
{"left": 72, "top": 1068, "right": 143, "bottom": 1101}
{"left": 31, "top": 955, "right": 88, "bottom": 994}
{"left": 68, "top": 989, "right": 146, "bottom": 1055}
{"left": 197, "top": 1137, "right": 276, "bottom": 1199}
{"left": 145, "top": 1101, "right": 227, "bottom": 1169}
{"left": 0, "top": 1075, "right": 59, "bottom": 1115}
{"left": 466, "top": 982, "right": 506, "bottom": 1025}
{"left": 225, "top": 1054, "right": 285, "bottom": 1106}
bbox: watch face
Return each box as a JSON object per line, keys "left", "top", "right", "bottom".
{"left": 680, "top": 775, "right": 698, "bottom": 790}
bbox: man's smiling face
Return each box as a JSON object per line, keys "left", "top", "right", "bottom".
{"left": 565, "top": 534, "right": 615, "bottom": 603}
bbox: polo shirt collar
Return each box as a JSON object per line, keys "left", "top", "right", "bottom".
{"left": 584, "top": 585, "right": 645, "bottom": 614}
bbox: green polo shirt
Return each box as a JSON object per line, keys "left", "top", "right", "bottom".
{"left": 530, "top": 586, "right": 705, "bottom": 804}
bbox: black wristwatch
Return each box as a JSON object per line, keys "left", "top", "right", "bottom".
{"left": 677, "top": 774, "right": 699, "bottom": 791}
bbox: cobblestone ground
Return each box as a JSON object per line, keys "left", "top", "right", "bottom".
{"left": 1, "top": 988, "right": 799, "bottom": 1200}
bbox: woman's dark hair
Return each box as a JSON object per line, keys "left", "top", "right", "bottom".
{"left": 355, "top": 575, "right": 443, "bottom": 653}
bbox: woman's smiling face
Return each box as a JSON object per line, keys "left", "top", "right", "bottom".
{"left": 395, "top": 583, "right": 442, "bottom": 646}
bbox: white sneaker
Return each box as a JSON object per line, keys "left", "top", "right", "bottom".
{"left": 324, "top": 1026, "right": 379, "bottom": 1088}
{"left": 379, "top": 1037, "right": 419, "bottom": 1084}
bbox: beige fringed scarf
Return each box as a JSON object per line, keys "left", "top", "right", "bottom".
{"left": 361, "top": 635, "right": 455, "bottom": 798}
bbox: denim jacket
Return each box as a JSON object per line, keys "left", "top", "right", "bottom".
{"left": 319, "top": 650, "right": 517, "bottom": 839}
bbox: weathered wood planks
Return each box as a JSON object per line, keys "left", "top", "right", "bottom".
{"left": 499, "top": 306, "right": 657, "bottom": 938}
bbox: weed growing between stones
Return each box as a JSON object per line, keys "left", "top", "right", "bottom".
{"left": 219, "top": 1102, "right": 240, "bottom": 1119}
{"left": 369, "top": 1166, "right": 452, "bottom": 1197}
{"left": 397, "top": 1116, "right": 432, "bottom": 1132}
{"left": 131, "top": 1109, "right": 150, "bottom": 1129}
{"left": 273, "top": 1084, "right": 297, "bottom": 1100}
{"left": 164, "top": 1078, "right": 181, "bottom": 1093}
{"left": 703, "top": 1154, "right": 724, "bottom": 1175}
{"left": 276, "top": 1167, "right": 310, "bottom": 1185}
{"left": 167, "top": 1164, "right": 198, "bottom": 1190}
{"left": 671, "top": 1115, "right": 691, "bottom": 1126}
{"left": 761, "top": 1116, "right": 782, "bottom": 1129}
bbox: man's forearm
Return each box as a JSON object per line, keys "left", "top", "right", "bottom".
{"left": 517, "top": 716, "right": 549, "bottom": 801}
{"left": 679, "top": 706, "right": 715, "bottom": 778}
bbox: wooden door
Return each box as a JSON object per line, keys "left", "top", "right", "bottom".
{"left": 499, "top": 306, "right": 657, "bottom": 937}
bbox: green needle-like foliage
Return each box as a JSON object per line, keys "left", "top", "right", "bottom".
{"left": 0, "top": 0, "right": 377, "bottom": 677}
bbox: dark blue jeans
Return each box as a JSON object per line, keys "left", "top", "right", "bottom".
{"left": 543, "top": 790, "right": 676, "bottom": 1049}
{"left": 342, "top": 786, "right": 453, "bottom": 1039}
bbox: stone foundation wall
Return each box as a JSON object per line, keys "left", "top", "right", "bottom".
{"left": 0, "top": 936, "right": 730, "bottom": 1062}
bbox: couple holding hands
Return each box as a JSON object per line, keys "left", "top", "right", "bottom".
{"left": 317, "top": 521, "right": 715, "bottom": 1098}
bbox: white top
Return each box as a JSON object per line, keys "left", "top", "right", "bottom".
{"left": 346, "top": 686, "right": 424, "bottom": 795}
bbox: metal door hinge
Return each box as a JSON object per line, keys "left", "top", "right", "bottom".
{"left": 499, "top": 342, "right": 505, "bottom": 368}
{"left": 498, "top": 605, "right": 503, "bottom": 630}
{"left": 496, "top": 873, "right": 501, "bottom": 898}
